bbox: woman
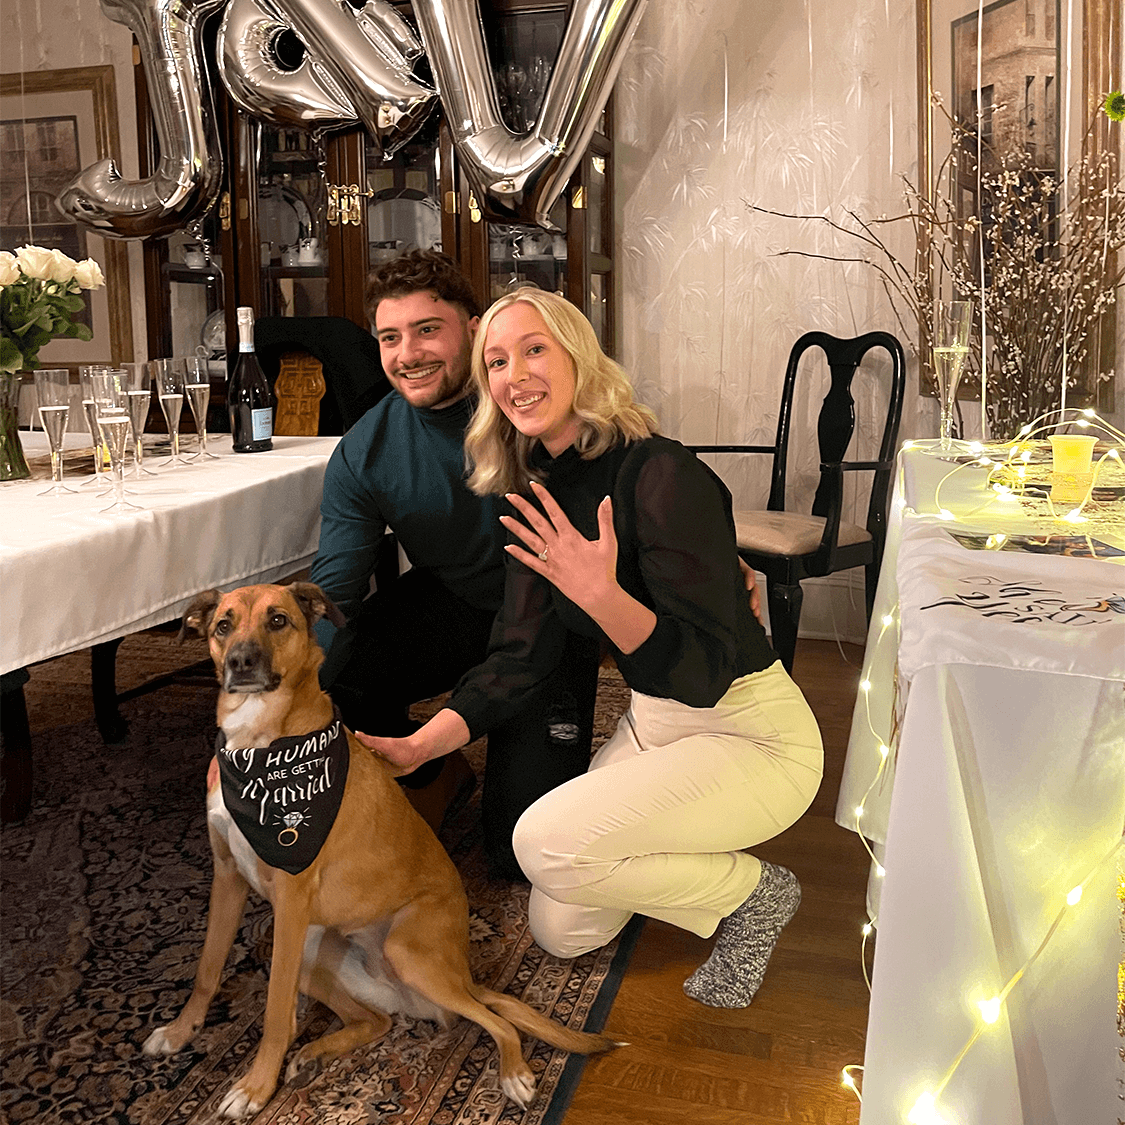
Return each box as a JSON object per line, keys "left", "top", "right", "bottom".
{"left": 359, "top": 288, "right": 823, "bottom": 1008}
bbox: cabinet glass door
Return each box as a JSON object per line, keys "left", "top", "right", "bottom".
{"left": 256, "top": 126, "right": 330, "bottom": 319}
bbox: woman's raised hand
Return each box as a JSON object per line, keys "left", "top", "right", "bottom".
{"left": 502, "top": 481, "right": 619, "bottom": 615}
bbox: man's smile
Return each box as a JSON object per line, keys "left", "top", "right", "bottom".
{"left": 398, "top": 363, "right": 442, "bottom": 381}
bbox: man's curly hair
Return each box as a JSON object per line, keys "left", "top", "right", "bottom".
{"left": 363, "top": 249, "right": 481, "bottom": 325}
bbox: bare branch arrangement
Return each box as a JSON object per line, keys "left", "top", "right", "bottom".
{"left": 749, "top": 102, "right": 1124, "bottom": 442}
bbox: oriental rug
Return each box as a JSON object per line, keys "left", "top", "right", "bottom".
{"left": 1, "top": 631, "right": 638, "bottom": 1125}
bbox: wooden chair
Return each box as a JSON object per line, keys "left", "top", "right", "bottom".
{"left": 690, "top": 330, "right": 906, "bottom": 673}
{"left": 274, "top": 350, "right": 327, "bottom": 435}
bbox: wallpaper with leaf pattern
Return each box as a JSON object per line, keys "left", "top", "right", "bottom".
{"left": 615, "top": 0, "right": 926, "bottom": 637}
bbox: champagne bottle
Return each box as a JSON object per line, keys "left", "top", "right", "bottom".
{"left": 229, "top": 306, "right": 274, "bottom": 452}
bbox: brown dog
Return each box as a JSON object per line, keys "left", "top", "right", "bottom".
{"left": 142, "top": 582, "right": 617, "bottom": 1118}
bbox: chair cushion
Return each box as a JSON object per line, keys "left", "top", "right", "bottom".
{"left": 733, "top": 509, "right": 872, "bottom": 556}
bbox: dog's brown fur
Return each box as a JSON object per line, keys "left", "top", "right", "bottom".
{"left": 142, "top": 582, "right": 616, "bottom": 1119}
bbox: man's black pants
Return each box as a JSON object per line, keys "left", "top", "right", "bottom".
{"left": 321, "top": 568, "right": 600, "bottom": 879}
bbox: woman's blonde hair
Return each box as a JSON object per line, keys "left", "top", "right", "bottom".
{"left": 465, "top": 288, "right": 657, "bottom": 495}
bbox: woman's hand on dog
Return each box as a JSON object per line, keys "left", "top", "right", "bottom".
{"left": 355, "top": 708, "right": 470, "bottom": 774}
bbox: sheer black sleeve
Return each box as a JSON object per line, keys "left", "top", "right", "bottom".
{"left": 445, "top": 550, "right": 569, "bottom": 741}
{"left": 613, "top": 441, "right": 760, "bottom": 706}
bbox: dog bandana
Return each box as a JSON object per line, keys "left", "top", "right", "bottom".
{"left": 215, "top": 711, "right": 350, "bottom": 875}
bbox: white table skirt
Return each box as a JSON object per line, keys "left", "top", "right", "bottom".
{"left": 0, "top": 433, "right": 338, "bottom": 674}
{"left": 836, "top": 442, "right": 1125, "bottom": 1125}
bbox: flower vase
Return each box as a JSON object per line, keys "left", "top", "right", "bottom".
{"left": 0, "top": 371, "right": 31, "bottom": 481}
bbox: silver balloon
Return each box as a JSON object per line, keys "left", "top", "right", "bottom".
{"left": 58, "top": 0, "right": 227, "bottom": 239}
{"left": 412, "top": 0, "right": 647, "bottom": 227}
{"left": 218, "top": 0, "right": 358, "bottom": 130}
{"left": 272, "top": 0, "right": 436, "bottom": 157}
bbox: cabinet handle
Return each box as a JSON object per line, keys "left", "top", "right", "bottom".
{"left": 444, "top": 191, "right": 460, "bottom": 215}
{"left": 219, "top": 191, "right": 231, "bottom": 231}
{"left": 326, "top": 183, "right": 373, "bottom": 227}
{"left": 468, "top": 191, "right": 481, "bottom": 223}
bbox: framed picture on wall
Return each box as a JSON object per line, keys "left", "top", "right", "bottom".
{"left": 950, "top": 0, "right": 1060, "bottom": 176}
{"left": 0, "top": 65, "right": 133, "bottom": 371}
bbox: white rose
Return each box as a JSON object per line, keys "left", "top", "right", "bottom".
{"left": 15, "top": 244, "right": 56, "bottom": 280}
{"left": 47, "top": 248, "right": 78, "bottom": 283}
{"left": 73, "top": 257, "right": 105, "bottom": 289}
{"left": 0, "top": 251, "right": 18, "bottom": 286}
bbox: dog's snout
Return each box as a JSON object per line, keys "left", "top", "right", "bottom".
{"left": 223, "top": 641, "right": 279, "bottom": 692}
{"left": 226, "top": 641, "right": 263, "bottom": 674}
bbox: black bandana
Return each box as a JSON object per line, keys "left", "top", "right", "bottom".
{"left": 215, "top": 710, "right": 349, "bottom": 875}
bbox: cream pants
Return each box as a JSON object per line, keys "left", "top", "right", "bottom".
{"left": 512, "top": 661, "right": 824, "bottom": 958}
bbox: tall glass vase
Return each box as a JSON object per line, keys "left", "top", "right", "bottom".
{"left": 0, "top": 371, "right": 31, "bottom": 481}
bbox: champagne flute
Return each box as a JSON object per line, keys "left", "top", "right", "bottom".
{"left": 95, "top": 401, "right": 142, "bottom": 515}
{"left": 34, "top": 368, "right": 75, "bottom": 496}
{"left": 120, "top": 362, "right": 157, "bottom": 478}
{"left": 933, "top": 300, "right": 973, "bottom": 451}
{"left": 184, "top": 355, "right": 218, "bottom": 459}
{"left": 78, "top": 364, "right": 112, "bottom": 487}
{"left": 152, "top": 358, "right": 192, "bottom": 467}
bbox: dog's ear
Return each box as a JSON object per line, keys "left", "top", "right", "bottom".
{"left": 180, "top": 589, "right": 222, "bottom": 642}
{"left": 287, "top": 582, "right": 347, "bottom": 631}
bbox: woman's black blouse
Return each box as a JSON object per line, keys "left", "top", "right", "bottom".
{"left": 448, "top": 435, "right": 778, "bottom": 741}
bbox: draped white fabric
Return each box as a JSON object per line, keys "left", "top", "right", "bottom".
{"left": 0, "top": 434, "right": 337, "bottom": 674}
{"left": 837, "top": 443, "right": 1125, "bottom": 1125}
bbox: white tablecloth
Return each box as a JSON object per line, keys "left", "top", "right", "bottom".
{"left": 0, "top": 433, "right": 339, "bottom": 674}
{"left": 836, "top": 442, "right": 1125, "bottom": 1125}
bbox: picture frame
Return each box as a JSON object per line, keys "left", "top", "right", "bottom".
{"left": 0, "top": 65, "right": 133, "bottom": 372}
{"left": 918, "top": 0, "right": 1116, "bottom": 414}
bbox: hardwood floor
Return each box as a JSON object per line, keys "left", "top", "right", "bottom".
{"left": 565, "top": 639, "right": 871, "bottom": 1125}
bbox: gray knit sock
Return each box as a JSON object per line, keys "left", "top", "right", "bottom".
{"left": 683, "top": 861, "right": 801, "bottom": 1008}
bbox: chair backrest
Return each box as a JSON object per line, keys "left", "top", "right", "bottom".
{"left": 255, "top": 316, "right": 391, "bottom": 433}
{"left": 274, "top": 351, "right": 327, "bottom": 436}
{"left": 770, "top": 331, "right": 905, "bottom": 538}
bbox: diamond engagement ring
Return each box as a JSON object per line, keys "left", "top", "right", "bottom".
{"left": 537, "top": 546, "right": 549, "bottom": 561}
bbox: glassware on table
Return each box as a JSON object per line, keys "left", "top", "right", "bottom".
{"left": 119, "top": 362, "right": 157, "bottom": 478}
{"left": 78, "top": 365, "right": 112, "bottom": 487}
{"left": 932, "top": 300, "right": 973, "bottom": 451}
{"left": 34, "top": 368, "right": 75, "bottom": 496}
{"left": 95, "top": 401, "right": 142, "bottom": 515}
{"left": 151, "top": 358, "right": 192, "bottom": 467}
{"left": 184, "top": 355, "right": 218, "bottom": 460}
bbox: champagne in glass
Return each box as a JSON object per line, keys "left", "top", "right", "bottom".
{"left": 152, "top": 358, "right": 192, "bottom": 467}
{"left": 119, "top": 362, "right": 157, "bottom": 478}
{"left": 34, "top": 368, "right": 75, "bottom": 496}
{"left": 97, "top": 412, "right": 141, "bottom": 514}
{"left": 78, "top": 365, "right": 112, "bottom": 486}
{"left": 933, "top": 300, "right": 973, "bottom": 451}
{"left": 184, "top": 355, "right": 218, "bottom": 459}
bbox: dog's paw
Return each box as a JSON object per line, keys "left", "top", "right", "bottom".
{"left": 218, "top": 1084, "right": 265, "bottom": 1119}
{"left": 285, "top": 1049, "right": 324, "bottom": 1088}
{"left": 501, "top": 1067, "right": 537, "bottom": 1108}
{"left": 142, "top": 1026, "right": 178, "bottom": 1057}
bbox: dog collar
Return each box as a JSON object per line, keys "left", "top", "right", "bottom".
{"left": 215, "top": 709, "right": 350, "bottom": 875}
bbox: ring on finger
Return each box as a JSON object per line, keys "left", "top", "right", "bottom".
{"left": 537, "top": 546, "right": 549, "bottom": 561}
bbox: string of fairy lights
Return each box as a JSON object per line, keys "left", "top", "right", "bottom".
{"left": 837, "top": 407, "right": 1125, "bottom": 1122}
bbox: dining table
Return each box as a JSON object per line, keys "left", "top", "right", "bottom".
{"left": 835, "top": 438, "right": 1125, "bottom": 1125}
{"left": 0, "top": 430, "right": 340, "bottom": 821}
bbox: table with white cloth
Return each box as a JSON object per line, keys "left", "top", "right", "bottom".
{"left": 835, "top": 440, "right": 1125, "bottom": 1125}
{"left": 0, "top": 433, "right": 339, "bottom": 818}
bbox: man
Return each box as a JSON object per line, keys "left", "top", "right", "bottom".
{"left": 308, "top": 250, "right": 601, "bottom": 879}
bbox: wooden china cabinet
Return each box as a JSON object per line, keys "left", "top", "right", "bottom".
{"left": 137, "top": 0, "right": 618, "bottom": 397}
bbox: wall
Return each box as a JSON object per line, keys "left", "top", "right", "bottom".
{"left": 615, "top": 0, "right": 923, "bottom": 642}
